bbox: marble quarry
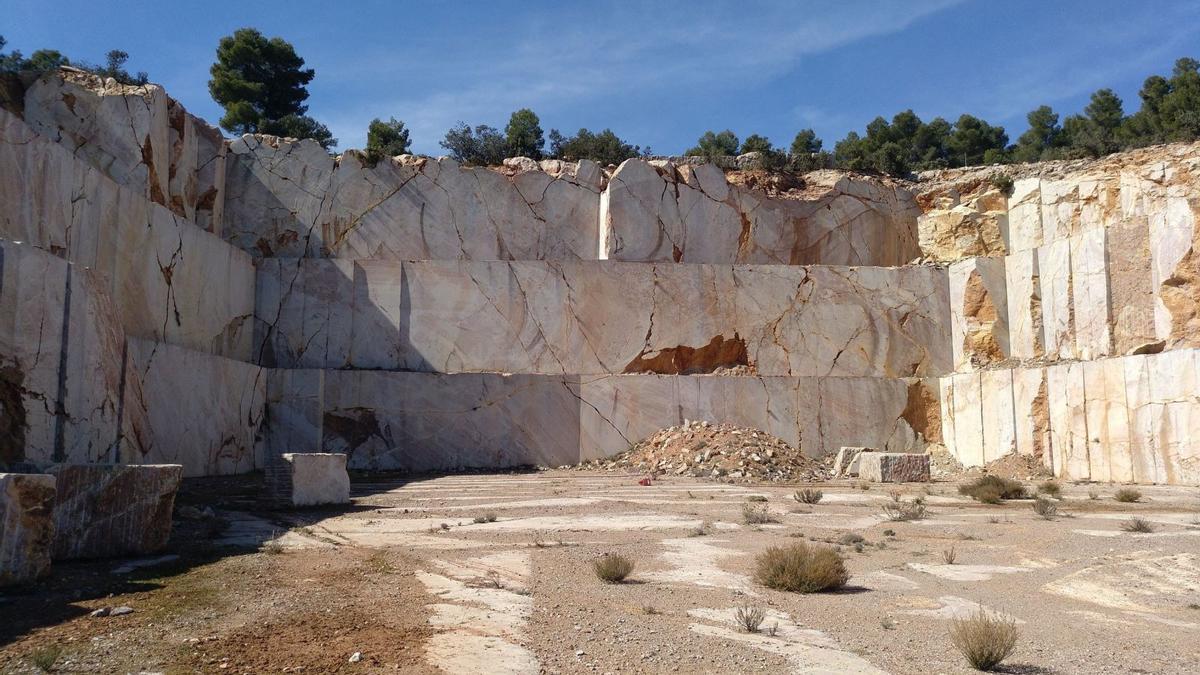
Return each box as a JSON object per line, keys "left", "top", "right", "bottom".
{"left": 1, "top": 67, "right": 1199, "bottom": 486}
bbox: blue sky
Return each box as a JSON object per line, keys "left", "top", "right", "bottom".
{"left": 7, "top": 1, "right": 1200, "bottom": 155}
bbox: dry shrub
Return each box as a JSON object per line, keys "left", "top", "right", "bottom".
{"left": 472, "top": 513, "right": 498, "bottom": 524}
{"left": 30, "top": 645, "right": 62, "bottom": 673}
{"left": 838, "top": 532, "right": 865, "bottom": 546}
{"left": 593, "top": 553, "right": 634, "bottom": 583}
{"left": 950, "top": 609, "right": 1019, "bottom": 671}
{"left": 742, "top": 503, "right": 778, "bottom": 524}
{"left": 1120, "top": 517, "right": 1154, "bottom": 533}
{"left": 746, "top": 495, "right": 768, "bottom": 503}
{"left": 1032, "top": 496, "right": 1058, "bottom": 520}
{"left": 1037, "top": 481, "right": 1061, "bottom": 498}
{"left": 882, "top": 501, "right": 927, "bottom": 521}
{"left": 794, "top": 488, "right": 823, "bottom": 504}
{"left": 753, "top": 542, "right": 849, "bottom": 593}
{"left": 1114, "top": 488, "right": 1142, "bottom": 503}
{"left": 734, "top": 605, "right": 767, "bottom": 632}
{"left": 942, "top": 546, "right": 957, "bottom": 565}
{"left": 959, "top": 476, "right": 1027, "bottom": 503}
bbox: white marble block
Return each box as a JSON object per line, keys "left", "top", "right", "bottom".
{"left": 268, "top": 453, "right": 350, "bottom": 507}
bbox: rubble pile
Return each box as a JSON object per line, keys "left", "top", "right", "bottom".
{"left": 581, "top": 421, "right": 830, "bottom": 482}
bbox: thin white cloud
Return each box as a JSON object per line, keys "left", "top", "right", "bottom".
{"left": 317, "top": 0, "right": 967, "bottom": 152}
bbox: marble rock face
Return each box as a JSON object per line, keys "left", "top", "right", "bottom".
{"left": 857, "top": 453, "right": 931, "bottom": 483}
{"left": 22, "top": 69, "right": 225, "bottom": 231}
{"left": 255, "top": 259, "right": 951, "bottom": 378}
{"left": 318, "top": 371, "right": 583, "bottom": 472}
{"left": 119, "top": 339, "right": 266, "bottom": 478}
{"left": 222, "top": 136, "right": 602, "bottom": 261}
{"left": 0, "top": 473, "right": 56, "bottom": 586}
{"left": 0, "top": 241, "right": 124, "bottom": 465}
{"left": 917, "top": 187, "right": 1008, "bottom": 262}
{"left": 938, "top": 350, "right": 1200, "bottom": 484}
{"left": 43, "top": 464, "right": 181, "bottom": 560}
{"left": 601, "top": 160, "right": 921, "bottom": 265}
{"left": 267, "top": 453, "right": 350, "bottom": 507}
{"left": 264, "top": 371, "right": 933, "bottom": 469}
{"left": 0, "top": 109, "right": 253, "bottom": 360}
{"left": 948, "top": 257, "right": 1010, "bottom": 370}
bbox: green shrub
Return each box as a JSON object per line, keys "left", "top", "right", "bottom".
{"left": 753, "top": 542, "right": 848, "bottom": 593}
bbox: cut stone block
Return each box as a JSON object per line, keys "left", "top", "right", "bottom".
{"left": 857, "top": 453, "right": 931, "bottom": 483}
{"left": 832, "top": 447, "right": 875, "bottom": 477}
{"left": 45, "top": 464, "right": 182, "bottom": 560}
{"left": 267, "top": 453, "right": 350, "bottom": 507}
{"left": 0, "top": 473, "right": 56, "bottom": 586}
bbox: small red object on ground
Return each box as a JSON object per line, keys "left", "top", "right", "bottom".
{"left": 638, "top": 477, "right": 652, "bottom": 486}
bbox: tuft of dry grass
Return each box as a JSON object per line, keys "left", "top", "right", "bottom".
{"left": 753, "top": 542, "right": 849, "bottom": 593}
{"left": 1114, "top": 488, "right": 1142, "bottom": 503}
{"left": 642, "top": 605, "right": 661, "bottom": 615}
{"left": 959, "top": 476, "right": 1027, "bottom": 503}
{"left": 950, "top": 609, "right": 1019, "bottom": 671}
{"left": 363, "top": 551, "right": 396, "bottom": 574}
{"left": 942, "top": 546, "right": 958, "bottom": 565}
{"left": 734, "top": 605, "right": 767, "bottom": 633}
{"left": 746, "top": 495, "right": 768, "bottom": 503}
{"left": 1032, "top": 496, "right": 1058, "bottom": 520}
{"left": 794, "top": 488, "right": 823, "bottom": 504}
{"left": 881, "top": 500, "right": 927, "bottom": 521}
{"left": 593, "top": 553, "right": 634, "bottom": 583}
{"left": 472, "top": 513, "right": 498, "bottom": 524}
{"left": 1037, "top": 481, "right": 1062, "bottom": 498}
{"left": 30, "top": 645, "right": 63, "bottom": 673}
{"left": 1120, "top": 517, "right": 1154, "bottom": 533}
{"left": 1088, "top": 489, "right": 1099, "bottom": 500}
{"left": 742, "top": 503, "right": 778, "bottom": 524}
{"left": 688, "top": 520, "right": 713, "bottom": 537}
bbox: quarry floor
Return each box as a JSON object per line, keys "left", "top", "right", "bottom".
{"left": 2, "top": 472, "right": 1199, "bottom": 674}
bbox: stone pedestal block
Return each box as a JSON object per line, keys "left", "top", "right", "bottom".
{"left": 0, "top": 473, "right": 56, "bottom": 586}
{"left": 858, "top": 453, "right": 931, "bottom": 483}
{"left": 267, "top": 454, "right": 350, "bottom": 507}
{"left": 45, "top": 464, "right": 182, "bottom": 560}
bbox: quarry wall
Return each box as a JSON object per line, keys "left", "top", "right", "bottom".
{"left": 1, "top": 68, "right": 1198, "bottom": 483}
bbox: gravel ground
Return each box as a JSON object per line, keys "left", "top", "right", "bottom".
{"left": 3, "top": 471, "right": 1198, "bottom": 674}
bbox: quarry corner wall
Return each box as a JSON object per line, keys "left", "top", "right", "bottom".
{"left": 2, "top": 67, "right": 1198, "bottom": 484}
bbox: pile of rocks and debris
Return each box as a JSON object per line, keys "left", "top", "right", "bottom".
{"left": 579, "top": 421, "right": 830, "bottom": 482}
